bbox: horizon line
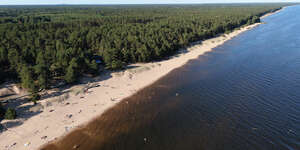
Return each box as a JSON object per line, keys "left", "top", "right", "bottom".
{"left": 0, "top": 2, "right": 297, "bottom": 6}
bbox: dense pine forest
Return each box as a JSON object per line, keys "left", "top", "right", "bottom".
{"left": 0, "top": 4, "right": 285, "bottom": 92}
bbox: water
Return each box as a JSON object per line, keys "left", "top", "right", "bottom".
{"left": 43, "top": 6, "right": 300, "bottom": 150}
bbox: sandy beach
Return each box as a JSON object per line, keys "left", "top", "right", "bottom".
{"left": 0, "top": 10, "right": 282, "bottom": 150}
{"left": 261, "top": 7, "right": 285, "bottom": 19}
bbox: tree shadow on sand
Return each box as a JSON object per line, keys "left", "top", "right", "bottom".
{"left": 1, "top": 97, "right": 44, "bottom": 129}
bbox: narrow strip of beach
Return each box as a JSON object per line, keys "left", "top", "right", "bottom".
{"left": 0, "top": 8, "right": 284, "bottom": 150}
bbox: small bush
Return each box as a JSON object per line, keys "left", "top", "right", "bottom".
{"left": 4, "top": 108, "right": 17, "bottom": 120}
{"left": 31, "top": 93, "right": 41, "bottom": 105}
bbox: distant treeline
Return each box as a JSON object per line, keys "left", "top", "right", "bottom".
{"left": 0, "top": 4, "right": 286, "bottom": 91}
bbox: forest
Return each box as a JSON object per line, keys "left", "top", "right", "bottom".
{"left": 0, "top": 4, "right": 285, "bottom": 94}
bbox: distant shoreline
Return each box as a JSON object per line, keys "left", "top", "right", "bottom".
{"left": 0, "top": 7, "right": 285, "bottom": 150}
{"left": 261, "top": 6, "right": 286, "bottom": 19}
{"left": 0, "top": 3, "right": 293, "bottom": 6}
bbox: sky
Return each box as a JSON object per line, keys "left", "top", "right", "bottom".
{"left": 0, "top": 0, "right": 298, "bottom": 5}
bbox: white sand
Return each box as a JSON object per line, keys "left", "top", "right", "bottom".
{"left": 261, "top": 7, "right": 286, "bottom": 19}
{"left": 0, "top": 10, "right": 282, "bottom": 150}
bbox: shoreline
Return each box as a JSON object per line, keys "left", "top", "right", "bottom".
{"left": 0, "top": 8, "right": 284, "bottom": 150}
{"left": 261, "top": 7, "right": 285, "bottom": 19}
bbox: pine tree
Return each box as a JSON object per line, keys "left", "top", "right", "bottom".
{"left": 20, "top": 65, "right": 35, "bottom": 92}
{"left": 35, "top": 52, "right": 49, "bottom": 89}
{"left": 65, "top": 58, "right": 78, "bottom": 83}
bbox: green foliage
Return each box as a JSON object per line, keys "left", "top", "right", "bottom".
{"left": 65, "top": 58, "right": 79, "bottom": 83}
{"left": 20, "top": 65, "right": 36, "bottom": 92}
{"left": 30, "top": 93, "right": 41, "bottom": 105}
{"left": 0, "top": 4, "right": 285, "bottom": 87}
{"left": 88, "top": 60, "right": 99, "bottom": 74}
{"left": 252, "top": 16, "right": 260, "bottom": 23}
{"left": 35, "top": 52, "right": 49, "bottom": 89}
{"left": 4, "top": 108, "right": 17, "bottom": 120}
{"left": 111, "top": 60, "right": 124, "bottom": 70}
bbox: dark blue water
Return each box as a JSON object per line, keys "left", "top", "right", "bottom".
{"left": 43, "top": 5, "right": 300, "bottom": 150}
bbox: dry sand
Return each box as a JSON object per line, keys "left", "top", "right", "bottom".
{"left": 0, "top": 10, "right": 282, "bottom": 150}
